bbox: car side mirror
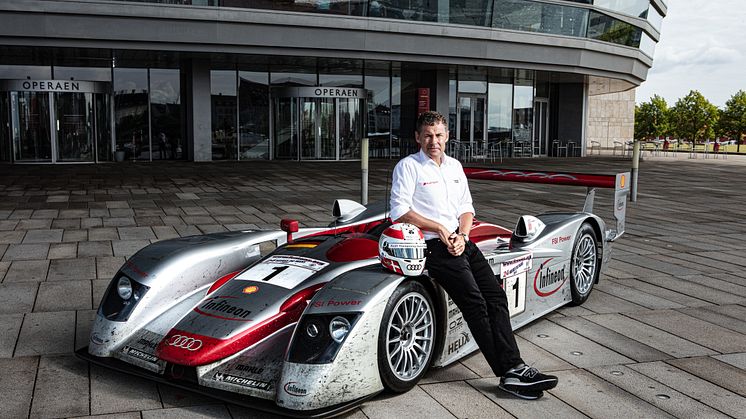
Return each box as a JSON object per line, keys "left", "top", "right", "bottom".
{"left": 281, "top": 219, "right": 299, "bottom": 243}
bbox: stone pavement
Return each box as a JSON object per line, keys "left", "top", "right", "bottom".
{"left": 1, "top": 156, "right": 745, "bottom": 419}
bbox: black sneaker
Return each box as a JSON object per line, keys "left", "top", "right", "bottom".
{"left": 500, "top": 364, "right": 558, "bottom": 393}
{"left": 497, "top": 385, "right": 544, "bottom": 400}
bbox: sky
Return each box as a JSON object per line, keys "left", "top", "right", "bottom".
{"left": 635, "top": 0, "right": 746, "bottom": 108}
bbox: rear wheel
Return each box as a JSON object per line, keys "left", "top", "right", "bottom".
{"left": 569, "top": 223, "right": 599, "bottom": 305}
{"left": 378, "top": 281, "right": 436, "bottom": 392}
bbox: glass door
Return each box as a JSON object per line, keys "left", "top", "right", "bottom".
{"left": 533, "top": 99, "right": 549, "bottom": 156}
{"left": 55, "top": 92, "right": 94, "bottom": 162}
{"left": 457, "top": 94, "right": 487, "bottom": 156}
{"left": 338, "top": 98, "right": 362, "bottom": 159}
{"left": 11, "top": 91, "right": 52, "bottom": 162}
{"left": 301, "top": 98, "right": 336, "bottom": 160}
{"left": 274, "top": 97, "right": 298, "bottom": 160}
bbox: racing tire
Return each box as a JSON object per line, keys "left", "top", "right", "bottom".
{"left": 378, "top": 281, "right": 436, "bottom": 393}
{"left": 569, "top": 223, "right": 600, "bottom": 306}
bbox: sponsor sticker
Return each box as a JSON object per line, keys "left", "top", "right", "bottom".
{"left": 122, "top": 346, "right": 159, "bottom": 364}
{"left": 90, "top": 333, "right": 104, "bottom": 345}
{"left": 284, "top": 381, "right": 308, "bottom": 396}
{"left": 533, "top": 258, "right": 568, "bottom": 297}
{"left": 500, "top": 254, "right": 532, "bottom": 278}
{"left": 236, "top": 255, "right": 329, "bottom": 289}
{"left": 447, "top": 332, "right": 471, "bottom": 355}
{"left": 312, "top": 299, "right": 362, "bottom": 308}
{"left": 194, "top": 296, "right": 252, "bottom": 321}
{"left": 551, "top": 235, "right": 571, "bottom": 245}
{"left": 213, "top": 372, "right": 271, "bottom": 391}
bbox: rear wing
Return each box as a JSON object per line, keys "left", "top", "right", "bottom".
{"left": 463, "top": 168, "right": 630, "bottom": 242}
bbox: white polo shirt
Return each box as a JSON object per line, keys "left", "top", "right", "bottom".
{"left": 390, "top": 150, "right": 475, "bottom": 240}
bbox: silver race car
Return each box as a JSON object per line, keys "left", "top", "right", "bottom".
{"left": 77, "top": 168, "right": 630, "bottom": 417}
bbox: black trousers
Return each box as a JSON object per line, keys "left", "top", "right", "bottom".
{"left": 426, "top": 239, "right": 523, "bottom": 376}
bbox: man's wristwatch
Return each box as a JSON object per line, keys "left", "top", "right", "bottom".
{"left": 459, "top": 233, "right": 469, "bottom": 242}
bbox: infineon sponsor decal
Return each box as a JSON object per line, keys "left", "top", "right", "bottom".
{"left": 533, "top": 258, "right": 568, "bottom": 297}
{"left": 284, "top": 381, "right": 308, "bottom": 396}
{"left": 194, "top": 296, "right": 252, "bottom": 321}
{"left": 236, "top": 255, "right": 329, "bottom": 289}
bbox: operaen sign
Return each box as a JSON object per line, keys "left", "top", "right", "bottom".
{"left": 0, "top": 79, "right": 109, "bottom": 93}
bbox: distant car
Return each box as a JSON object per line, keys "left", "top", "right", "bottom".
{"left": 77, "top": 168, "right": 629, "bottom": 417}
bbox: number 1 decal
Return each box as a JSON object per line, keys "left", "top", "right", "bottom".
{"left": 261, "top": 265, "right": 289, "bottom": 282}
{"left": 503, "top": 272, "right": 526, "bottom": 317}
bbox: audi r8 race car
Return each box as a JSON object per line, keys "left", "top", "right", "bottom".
{"left": 77, "top": 167, "right": 629, "bottom": 417}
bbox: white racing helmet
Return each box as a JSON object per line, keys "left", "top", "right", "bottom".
{"left": 379, "top": 223, "right": 427, "bottom": 276}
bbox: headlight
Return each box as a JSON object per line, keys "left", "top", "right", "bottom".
{"left": 306, "top": 321, "right": 321, "bottom": 338}
{"left": 117, "top": 277, "right": 133, "bottom": 300}
{"left": 329, "top": 316, "right": 351, "bottom": 343}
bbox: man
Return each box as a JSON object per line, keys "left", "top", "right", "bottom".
{"left": 389, "top": 111, "right": 558, "bottom": 399}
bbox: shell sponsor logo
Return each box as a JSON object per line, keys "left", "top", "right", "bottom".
{"left": 620, "top": 174, "right": 626, "bottom": 188}
{"left": 242, "top": 285, "right": 259, "bottom": 294}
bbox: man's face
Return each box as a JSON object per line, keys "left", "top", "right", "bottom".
{"left": 415, "top": 122, "right": 448, "bottom": 163}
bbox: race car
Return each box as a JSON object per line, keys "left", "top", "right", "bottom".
{"left": 77, "top": 167, "right": 630, "bottom": 417}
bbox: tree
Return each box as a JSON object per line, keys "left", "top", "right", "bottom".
{"left": 719, "top": 90, "right": 746, "bottom": 152}
{"left": 670, "top": 90, "right": 719, "bottom": 144}
{"left": 635, "top": 95, "right": 670, "bottom": 140}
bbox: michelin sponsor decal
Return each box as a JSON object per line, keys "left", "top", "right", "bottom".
{"left": 122, "top": 346, "right": 159, "bottom": 364}
{"left": 213, "top": 372, "right": 271, "bottom": 391}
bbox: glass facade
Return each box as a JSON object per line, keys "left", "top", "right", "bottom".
{"left": 149, "top": 69, "right": 182, "bottom": 160}
{"left": 114, "top": 68, "right": 149, "bottom": 161}
{"left": 588, "top": 11, "right": 642, "bottom": 47}
{"left": 211, "top": 70, "right": 237, "bottom": 160}
{"left": 238, "top": 71, "right": 269, "bottom": 160}
{"left": 110, "top": 0, "right": 655, "bottom": 52}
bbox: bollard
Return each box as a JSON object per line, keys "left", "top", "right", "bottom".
{"left": 361, "top": 137, "right": 369, "bottom": 205}
{"left": 631, "top": 140, "right": 640, "bottom": 202}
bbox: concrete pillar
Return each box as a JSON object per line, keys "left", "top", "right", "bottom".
{"left": 435, "top": 69, "right": 450, "bottom": 119}
{"left": 186, "top": 59, "right": 212, "bottom": 161}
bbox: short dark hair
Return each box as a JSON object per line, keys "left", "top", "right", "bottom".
{"left": 416, "top": 111, "right": 448, "bottom": 133}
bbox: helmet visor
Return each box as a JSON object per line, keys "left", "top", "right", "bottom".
{"left": 384, "top": 244, "right": 425, "bottom": 260}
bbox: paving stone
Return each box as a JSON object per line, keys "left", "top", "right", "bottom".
{"left": 2, "top": 243, "right": 49, "bottom": 261}
{"left": 595, "top": 281, "right": 685, "bottom": 309}
{"left": 109, "top": 208, "right": 135, "bottom": 217}
{"left": 118, "top": 226, "right": 156, "bottom": 241}
{"left": 197, "top": 224, "right": 227, "bottom": 234}
{"left": 517, "top": 320, "right": 634, "bottom": 368}
{"left": 90, "top": 365, "right": 162, "bottom": 415}
{"left": 551, "top": 316, "right": 670, "bottom": 362}
{"left": 47, "top": 258, "right": 96, "bottom": 281}
{"left": 152, "top": 226, "right": 179, "bottom": 240}
{"left": 75, "top": 309, "right": 97, "bottom": 351}
{"left": 587, "top": 364, "right": 728, "bottom": 419}
{"left": 607, "top": 278, "right": 713, "bottom": 307}
{"left": 68, "top": 413, "right": 141, "bottom": 419}
{"left": 0, "top": 230, "right": 25, "bottom": 244}
{"left": 30, "top": 355, "right": 89, "bottom": 418}
{"left": 0, "top": 282, "right": 38, "bottom": 314}
{"left": 34, "top": 280, "right": 92, "bottom": 312}
{"left": 0, "top": 314, "right": 23, "bottom": 358}
{"left": 22, "top": 229, "right": 63, "bottom": 244}
{"left": 0, "top": 357, "right": 38, "bottom": 418}
{"left": 667, "top": 356, "right": 746, "bottom": 397}
{"left": 676, "top": 305, "right": 746, "bottom": 334}
{"left": 92, "top": 280, "right": 110, "bottom": 309}
{"left": 628, "top": 361, "right": 746, "bottom": 418}
{"left": 421, "top": 380, "right": 512, "bottom": 418}
{"left": 227, "top": 404, "right": 295, "bottom": 419}
{"left": 63, "top": 229, "right": 89, "bottom": 242}
{"left": 360, "top": 385, "right": 455, "bottom": 419}
{"left": 89, "top": 209, "right": 109, "bottom": 218}
{"left": 0, "top": 260, "right": 8, "bottom": 281}
{"left": 626, "top": 309, "right": 746, "bottom": 353}
{"left": 112, "top": 240, "right": 151, "bottom": 258}
{"left": 78, "top": 241, "right": 113, "bottom": 257}
{"left": 81, "top": 217, "right": 104, "bottom": 228}
{"left": 9, "top": 209, "right": 33, "bottom": 219}
{"left": 174, "top": 225, "right": 202, "bottom": 237}
{"left": 714, "top": 353, "right": 746, "bottom": 370}
{"left": 17, "top": 218, "right": 53, "bottom": 230}
{"left": 636, "top": 275, "right": 745, "bottom": 305}
{"left": 15, "top": 311, "right": 75, "bottom": 356}
{"left": 549, "top": 368, "right": 674, "bottom": 418}
{"left": 58, "top": 209, "right": 89, "bottom": 219}
{"left": 4, "top": 260, "right": 49, "bottom": 282}
{"left": 0, "top": 219, "right": 19, "bottom": 230}
{"left": 103, "top": 217, "right": 136, "bottom": 227}
{"left": 141, "top": 405, "right": 231, "bottom": 419}
{"left": 468, "top": 377, "right": 587, "bottom": 419}
{"left": 96, "top": 257, "right": 125, "bottom": 279}
{"left": 420, "top": 360, "right": 481, "bottom": 384}
{"left": 31, "top": 209, "right": 59, "bottom": 219}
{"left": 157, "top": 385, "right": 218, "bottom": 408}
{"left": 48, "top": 242, "right": 78, "bottom": 259}
{"left": 88, "top": 227, "right": 119, "bottom": 241}
{"left": 584, "top": 313, "right": 718, "bottom": 358}
{"left": 578, "top": 290, "right": 650, "bottom": 314}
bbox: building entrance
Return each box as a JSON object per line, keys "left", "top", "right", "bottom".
{"left": 456, "top": 94, "right": 486, "bottom": 156}
{"left": 272, "top": 87, "right": 366, "bottom": 160}
{"left": 2, "top": 80, "right": 110, "bottom": 163}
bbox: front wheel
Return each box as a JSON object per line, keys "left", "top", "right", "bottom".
{"left": 569, "top": 223, "right": 599, "bottom": 305}
{"left": 378, "top": 281, "right": 436, "bottom": 393}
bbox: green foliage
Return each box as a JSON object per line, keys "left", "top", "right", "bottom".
{"left": 635, "top": 95, "right": 670, "bottom": 140}
{"left": 669, "top": 90, "right": 719, "bottom": 142}
{"left": 719, "top": 90, "right": 746, "bottom": 143}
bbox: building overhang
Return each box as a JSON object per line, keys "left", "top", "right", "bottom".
{"left": 0, "top": 0, "right": 653, "bottom": 86}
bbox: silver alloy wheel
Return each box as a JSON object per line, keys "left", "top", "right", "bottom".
{"left": 572, "top": 234, "right": 597, "bottom": 296}
{"left": 385, "top": 291, "right": 434, "bottom": 381}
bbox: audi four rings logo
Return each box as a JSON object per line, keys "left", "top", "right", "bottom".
{"left": 166, "top": 335, "right": 203, "bottom": 351}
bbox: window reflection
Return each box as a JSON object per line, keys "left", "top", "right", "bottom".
{"left": 593, "top": 0, "right": 649, "bottom": 19}
{"left": 493, "top": 0, "right": 588, "bottom": 37}
{"left": 513, "top": 74, "right": 533, "bottom": 153}
{"left": 588, "top": 11, "right": 642, "bottom": 47}
{"left": 150, "top": 68, "right": 183, "bottom": 160}
{"left": 114, "top": 68, "right": 149, "bottom": 161}
{"left": 488, "top": 83, "right": 512, "bottom": 143}
{"left": 211, "top": 70, "right": 237, "bottom": 160}
{"left": 239, "top": 71, "right": 269, "bottom": 160}
{"left": 365, "top": 63, "right": 391, "bottom": 158}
